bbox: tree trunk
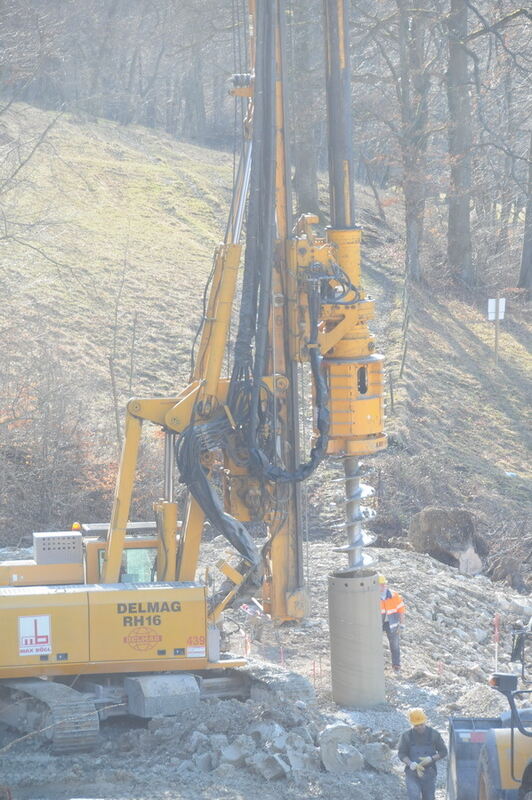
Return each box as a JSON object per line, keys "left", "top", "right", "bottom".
{"left": 446, "top": 0, "right": 473, "bottom": 287}
{"left": 517, "top": 132, "right": 532, "bottom": 293}
{"left": 181, "top": 54, "right": 206, "bottom": 142}
{"left": 397, "top": 0, "right": 429, "bottom": 284}
{"left": 88, "top": 0, "right": 120, "bottom": 118}
{"left": 292, "top": 5, "right": 319, "bottom": 215}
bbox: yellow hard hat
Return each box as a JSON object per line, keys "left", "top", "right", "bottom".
{"left": 408, "top": 708, "right": 428, "bottom": 726}
{"left": 71, "top": 521, "right": 82, "bottom": 530}
{"left": 378, "top": 574, "right": 387, "bottom": 584}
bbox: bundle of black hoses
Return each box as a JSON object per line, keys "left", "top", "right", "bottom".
{"left": 246, "top": 279, "right": 329, "bottom": 483}
{"left": 228, "top": 1, "right": 329, "bottom": 483}
{"left": 175, "top": 414, "right": 259, "bottom": 566}
{"left": 174, "top": 0, "right": 329, "bottom": 561}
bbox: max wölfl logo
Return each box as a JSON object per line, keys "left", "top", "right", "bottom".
{"left": 19, "top": 615, "right": 52, "bottom": 656}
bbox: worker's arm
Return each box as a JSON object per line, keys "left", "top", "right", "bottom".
{"left": 397, "top": 732, "right": 417, "bottom": 768}
{"left": 433, "top": 731, "right": 448, "bottom": 761}
{"left": 396, "top": 593, "right": 406, "bottom": 616}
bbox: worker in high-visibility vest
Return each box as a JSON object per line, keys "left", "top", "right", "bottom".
{"left": 379, "top": 574, "right": 405, "bottom": 672}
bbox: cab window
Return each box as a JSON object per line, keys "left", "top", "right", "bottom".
{"left": 98, "top": 547, "right": 157, "bottom": 583}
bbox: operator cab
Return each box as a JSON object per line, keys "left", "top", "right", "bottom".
{"left": 0, "top": 522, "right": 162, "bottom": 587}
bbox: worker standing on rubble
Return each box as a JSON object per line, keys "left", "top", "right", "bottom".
{"left": 379, "top": 574, "right": 405, "bottom": 671}
{"left": 398, "top": 708, "right": 448, "bottom": 800}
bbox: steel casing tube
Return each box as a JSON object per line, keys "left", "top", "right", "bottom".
{"left": 328, "top": 569, "right": 385, "bottom": 707}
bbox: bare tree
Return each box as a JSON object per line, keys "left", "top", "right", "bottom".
{"left": 0, "top": 330, "right": 112, "bottom": 541}
{"left": 291, "top": 1, "right": 321, "bottom": 215}
{"left": 518, "top": 132, "right": 532, "bottom": 292}
{"left": 446, "top": 0, "right": 474, "bottom": 287}
{"left": 397, "top": 0, "right": 431, "bottom": 283}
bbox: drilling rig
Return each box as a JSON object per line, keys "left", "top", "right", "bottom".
{"left": 0, "top": 0, "right": 386, "bottom": 751}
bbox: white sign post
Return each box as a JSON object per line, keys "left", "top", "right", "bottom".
{"left": 488, "top": 295, "right": 505, "bottom": 364}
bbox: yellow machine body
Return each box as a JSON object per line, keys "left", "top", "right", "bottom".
{"left": 0, "top": 560, "right": 84, "bottom": 587}
{"left": 491, "top": 727, "right": 532, "bottom": 792}
{"left": 321, "top": 228, "right": 387, "bottom": 456}
{"left": 449, "top": 677, "right": 532, "bottom": 800}
{"left": 0, "top": 581, "right": 237, "bottom": 680}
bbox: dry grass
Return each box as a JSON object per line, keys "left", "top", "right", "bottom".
{"left": 0, "top": 104, "right": 233, "bottom": 409}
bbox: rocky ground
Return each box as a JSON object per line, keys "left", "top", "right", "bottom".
{"left": 1, "top": 540, "right": 531, "bottom": 800}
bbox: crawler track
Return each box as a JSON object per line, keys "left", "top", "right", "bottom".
{"left": 0, "top": 678, "right": 99, "bottom": 753}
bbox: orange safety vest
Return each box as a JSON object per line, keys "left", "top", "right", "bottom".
{"left": 381, "top": 589, "right": 405, "bottom": 629}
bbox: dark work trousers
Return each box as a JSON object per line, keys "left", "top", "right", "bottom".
{"left": 384, "top": 623, "right": 401, "bottom": 668}
{"left": 405, "top": 767, "right": 437, "bottom": 800}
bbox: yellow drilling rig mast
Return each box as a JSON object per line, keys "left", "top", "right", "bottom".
{"left": 0, "top": 0, "right": 386, "bottom": 751}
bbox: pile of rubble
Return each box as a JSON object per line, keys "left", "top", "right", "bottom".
{"left": 0, "top": 688, "right": 404, "bottom": 800}
{"left": 120, "top": 694, "right": 399, "bottom": 782}
{"left": 113, "top": 690, "right": 405, "bottom": 798}
{"left": 138, "top": 695, "right": 322, "bottom": 780}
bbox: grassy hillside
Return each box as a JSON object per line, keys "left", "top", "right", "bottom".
{"left": 376, "top": 286, "right": 531, "bottom": 559}
{"left": 0, "top": 105, "right": 232, "bottom": 402}
{"left": 0, "top": 104, "right": 530, "bottom": 584}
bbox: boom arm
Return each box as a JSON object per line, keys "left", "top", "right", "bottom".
{"left": 103, "top": 0, "right": 387, "bottom": 621}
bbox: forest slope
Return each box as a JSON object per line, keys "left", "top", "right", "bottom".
{"left": 0, "top": 104, "right": 530, "bottom": 582}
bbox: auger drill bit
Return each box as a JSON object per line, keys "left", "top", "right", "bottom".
{"left": 332, "top": 457, "right": 376, "bottom": 569}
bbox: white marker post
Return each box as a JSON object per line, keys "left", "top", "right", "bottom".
{"left": 488, "top": 295, "right": 506, "bottom": 365}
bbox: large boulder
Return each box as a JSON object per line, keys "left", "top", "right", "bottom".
{"left": 408, "top": 507, "right": 485, "bottom": 575}
{"left": 359, "top": 741, "right": 393, "bottom": 772}
{"left": 318, "top": 723, "right": 364, "bottom": 773}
